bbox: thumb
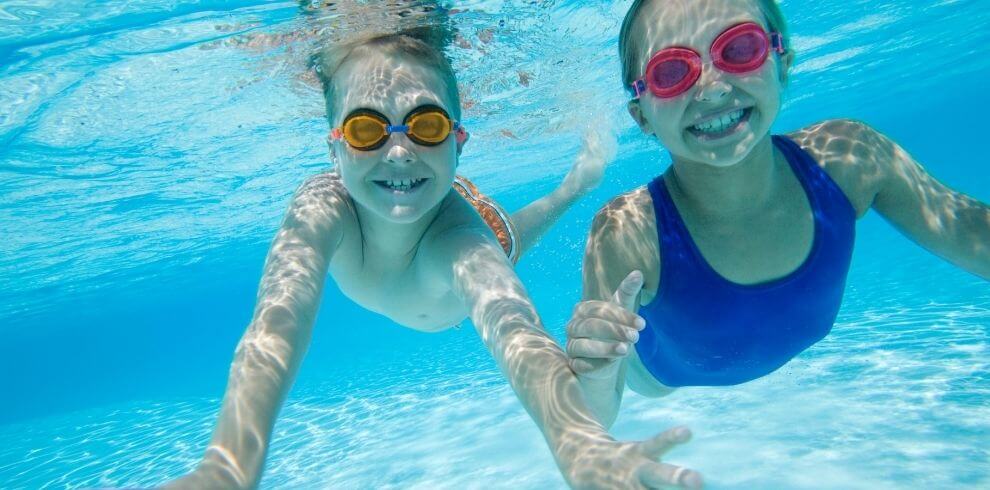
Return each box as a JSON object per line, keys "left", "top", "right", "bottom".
{"left": 612, "top": 270, "right": 644, "bottom": 311}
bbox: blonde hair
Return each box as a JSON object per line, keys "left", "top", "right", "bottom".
{"left": 312, "top": 26, "right": 460, "bottom": 124}
{"left": 618, "top": 0, "right": 791, "bottom": 89}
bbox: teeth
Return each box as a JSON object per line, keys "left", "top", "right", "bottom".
{"left": 381, "top": 178, "right": 425, "bottom": 191}
{"left": 693, "top": 109, "right": 745, "bottom": 134}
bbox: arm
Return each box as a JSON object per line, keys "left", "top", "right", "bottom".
{"left": 861, "top": 125, "right": 990, "bottom": 279}
{"left": 164, "top": 174, "right": 347, "bottom": 489}
{"left": 435, "top": 227, "right": 700, "bottom": 489}
{"left": 566, "top": 193, "right": 657, "bottom": 428}
{"left": 510, "top": 128, "right": 616, "bottom": 256}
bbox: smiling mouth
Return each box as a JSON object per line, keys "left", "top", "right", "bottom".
{"left": 373, "top": 178, "right": 429, "bottom": 192}
{"left": 687, "top": 107, "right": 752, "bottom": 139}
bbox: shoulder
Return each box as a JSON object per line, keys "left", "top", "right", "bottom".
{"left": 282, "top": 170, "right": 355, "bottom": 249}
{"left": 584, "top": 186, "right": 660, "bottom": 300}
{"left": 787, "top": 118, "right": 890, "bottom": 162}
{"left": 427, "top": 190, "right": 494, "bottom": 241}
{"left": 590, "top": 186, "right": 655, "bottom": 240}
{"left": 293, "top": 170, "right": 351, "bottom": 204}
{"left": 787, "top": 119, "right": 892, "bottom": 216}
{"left": 422, "top": 191, "right": 505, "bottom": 263}
{"left": 417, "top": 193, "right": 517, "bottom": 293}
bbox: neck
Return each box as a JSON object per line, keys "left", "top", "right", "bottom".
{"left": 665, "top": 134, "right": 783, "bottom": 218}
{"left": 353, "top": 193, "right": 449, "bottom": 261}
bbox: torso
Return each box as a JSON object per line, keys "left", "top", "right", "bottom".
{"left": 318, "top": 174, "right": 494, "bottom": 332}
{"left": 662, "top": 143, "right": 815, "bottom": 286}
{"left": 617, "top": 122, "right": 884, "bottom": 390}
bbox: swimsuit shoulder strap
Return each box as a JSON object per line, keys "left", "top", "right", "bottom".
{"left": 772, "top": 135, "right": 857, "bottom": 221}
{"left": 645, "top": 175, "right": 703, "bottom": 284}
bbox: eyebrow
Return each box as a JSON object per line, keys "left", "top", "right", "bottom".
{"left": 343, "top": 101, "right": 449, "bottom": 122}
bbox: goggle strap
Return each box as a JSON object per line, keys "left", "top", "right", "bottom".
{"left": 629, "top": 79, "right": 646, "bottom": 99}
{"left": 771, "top": 32, "right": 786, "bottom": 54}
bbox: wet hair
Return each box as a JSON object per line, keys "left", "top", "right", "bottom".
{"left": 312, "top": 24, "right": 460, "bottom": 124}
{"left": 618, "top": 0, "right": 791, "bottom": 89}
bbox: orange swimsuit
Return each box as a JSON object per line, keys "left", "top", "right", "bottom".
{"left": 452, "top": 176, "right": 519, "bottom": 264}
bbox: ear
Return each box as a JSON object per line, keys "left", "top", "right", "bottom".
{"left": 627, "top": 99, "right": 653, "bottom": 135}
{"left": 456, "top": 129, "right": 470, "bottom": 155}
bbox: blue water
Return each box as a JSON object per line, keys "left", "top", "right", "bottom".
{"left": 1, "top": 0, "right": 988, "bottom": 488}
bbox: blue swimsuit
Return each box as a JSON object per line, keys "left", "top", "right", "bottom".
{"left": 636, "top": 135, "right": 856, "bottom": 387}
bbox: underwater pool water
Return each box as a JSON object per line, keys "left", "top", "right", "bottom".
{"left": 1, "top": 0, "right": 988, "bottom": 488}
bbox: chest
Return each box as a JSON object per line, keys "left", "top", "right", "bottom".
{"left": 638, "top": 173, "right": 818, "bottom": 304}
{"left": 328, "top": 238, "right": 466, "bottom": 331}
{"left": 682, "top": 188, "right": 815, "bottom": 285}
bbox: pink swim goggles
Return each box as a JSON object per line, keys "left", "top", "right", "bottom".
{"left": 629, "top": 22, "right": 786, "bottom": 99}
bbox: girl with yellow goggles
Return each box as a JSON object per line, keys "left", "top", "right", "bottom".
{"left": 329, "top": 104, "right": 467, "bottom": 151}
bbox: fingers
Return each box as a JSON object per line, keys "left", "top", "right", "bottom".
{"left": 581, "top": 125, "right": 618, "bottom": 163}
{"left": 612, "top": 270, "right": 644, "bottom": 311}
{"left": 567, "top": 317, "right": 641, "bottom": 343}
{"left": 638, "top": 462, "right": 703, "bottom": 490}
{"left": 641, "top": 426, "right": 692, "bottom": 459}
{"left": 570, "top": 301, "right": 645, "bottom": 335}
{"left": 579, "top": 126, "right": 604, "bottom": 159}
{"left": 567, "top": 338, "right": 630, "bottom": 360}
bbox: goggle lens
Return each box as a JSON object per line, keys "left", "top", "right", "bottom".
{"left": 721, "top": 32, "right": 762, "bottom": 64}
{"left": 711, "top": 24, "right": 770, "bottom": 73}
{"left": 343, "top": 114, "right": 388, "bottom": 150}
{"left": 407, "top": 111, "right": 451, "bottom": 144}
{"left": 646, "top": 47, "right": 702, "bottom": 98}
{"left": 653, "top": 59, "right": 692, "bottom": 89}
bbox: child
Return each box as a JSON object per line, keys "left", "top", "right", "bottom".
{"left": 163, "top": 21, "right": 703, "bottom": 490}
{"left": 566, "top": 0, "right": 990, "bottom": 427}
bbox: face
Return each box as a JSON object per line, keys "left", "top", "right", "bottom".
{"left": 628, "top": 0, "right": 791, "bottom": 167}
{"left": 330, "top": 50, "right": 463, "bottom": 223}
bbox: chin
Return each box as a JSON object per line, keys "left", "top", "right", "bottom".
{"left": 710, "top": 143, "right": 758, "bottom": 166}
{"left": 350, "top": 179, "right": 447, "bottom": 224}
{"left": 683, "top": 126, "right": 766, "bottom": 167}
{"left": 383, "top": 204, "right": 428, "bottom": 223}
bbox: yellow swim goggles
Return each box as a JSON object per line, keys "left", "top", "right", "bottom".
{"left": 329, "top": 105, "right": 467, "bottom": 152}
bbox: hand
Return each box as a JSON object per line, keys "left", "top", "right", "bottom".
{"left": 562, "top": 126, "right": 618, "bottom": 194}
{"left": 562, "top": 426, "right": 703, "bottom": 489}
{"left": 567, "top": 271, "right": 645, "bottom": 381}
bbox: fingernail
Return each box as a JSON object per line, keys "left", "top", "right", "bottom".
{"left": 635, "top": 317, "right": 646, "bottom": 330}
{"left": 627, "top": 329, "right": 639, "bottom": 342}
{"left": 616, "top": 343, "right": 628, "bottom": 355}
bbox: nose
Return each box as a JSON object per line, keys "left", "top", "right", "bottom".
{"left": 694, "top": 65, "right": 731, "bottom": 103}
{"left": 384, "top": 137, "right": 417, "bottom": 165}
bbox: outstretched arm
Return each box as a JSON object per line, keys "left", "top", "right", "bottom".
{"left": 435, "top": 227, "right": 700, "bottom": 489}
{"left": 862, "top": 126, "right": 990, "bottom": 279}
{"left": 510, "top": 128, "right": 616, "bottom": 257}
{"left": 164, "top": 174, "right": 347, "bottom": 489}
